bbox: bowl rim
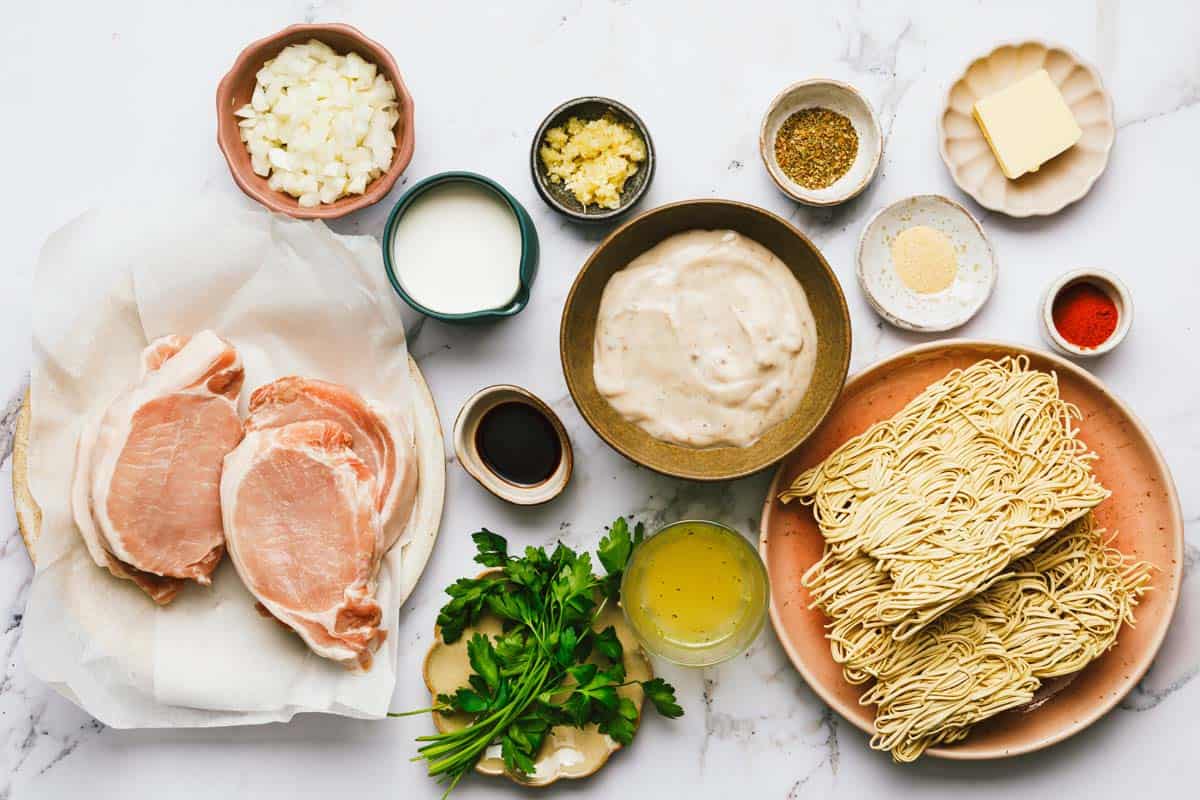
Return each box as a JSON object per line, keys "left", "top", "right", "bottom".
{"left": 451, "top": 383, "right": 574, "bottom": 506}
{"left": 559, "top": 197, "right": 852, "bottom": 481}
{"left": 758, "top": 337, "right": 1184, "bottom": 760}
{"left": 758, "top": 78, "right": 884, "bottom": 207}
{"left": 1040, "top": 268, "right": 1133, "bottom": 357}
{"left": 620, "top": 519, "right": 770, "bottom": 667}
{"left": 935, "top": 39, "right": 1115, "bottom": 218}
{"left": 855, "top": 192, "right": 999, "bottom": 332}
{"left": 381, "top": 171, "right": 539, "bottom": 322}
{"left": 215, "top": 22, "right": 415, "bottom": 220}
{"left": 529, "top": 95, "right": 656, "bottom": 223}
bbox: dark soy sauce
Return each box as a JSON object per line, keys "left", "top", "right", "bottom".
{"left": 475, "top": 401, "right": 562, "bottom": 486}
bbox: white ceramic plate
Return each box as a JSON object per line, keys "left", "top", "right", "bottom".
{"left": 857, "top": 194, "right": 997, "bottom": 332}
{"left": 938, "top": 41, "right": 1114, "bottom": 217}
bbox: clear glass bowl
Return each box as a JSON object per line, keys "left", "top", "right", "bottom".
{"left": 620, "top": 520, "right": 770, "bottom": 667}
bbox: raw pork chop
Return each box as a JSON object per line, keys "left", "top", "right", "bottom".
{"left": 221, "top": 420, "right": 386, "bottom": 668}
{"left": 72, "top": 331, "right": 244, "bottom": 603}
{"left": 245, "top": 377, "right": 417, "bottom": 549}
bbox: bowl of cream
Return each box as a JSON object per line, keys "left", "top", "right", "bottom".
{"left": 560, "top": 199, "right": 852, "bottom": 481}
{"left": 383, "top": 172, "right": 539, "bottom": 322}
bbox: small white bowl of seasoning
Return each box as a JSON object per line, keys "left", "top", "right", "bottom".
{"left": 759, "top": 79, "right": 883, "bottom": 206}
{"left": 1040, "top": 269, "right": 1132, "bottom": 358}
{"left": 857, "top": 194, "right": 998, "bottom": 331}
{"left": 383, "top": 171, "right": 540, "bottom": 323}
{"left": 453, "top": 385, "right": 573, "bottom": 506}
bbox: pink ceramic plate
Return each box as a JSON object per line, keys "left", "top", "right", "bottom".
{"left": 760, "top": 340, "right": 1183, "bottom": 759}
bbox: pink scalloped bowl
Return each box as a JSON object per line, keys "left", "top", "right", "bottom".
{"left": 938, "top": 41, "right": 1114, "bottom": 217}
{"left": 216, "top": 23, "right": 415, "bottom": 220}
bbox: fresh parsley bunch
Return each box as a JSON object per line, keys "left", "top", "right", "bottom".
{"left": 397, "top": 518, "right": 683, "bottom": 796}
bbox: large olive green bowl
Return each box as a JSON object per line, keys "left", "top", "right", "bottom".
{"left": 559, "top": 199, "right": 852, "bottom": 481}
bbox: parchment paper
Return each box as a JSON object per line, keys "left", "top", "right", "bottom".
{"left": 23, "top": 192, "right": 429, "bottom": 727}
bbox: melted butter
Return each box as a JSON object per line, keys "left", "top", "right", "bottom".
{"left": 622, "top": 521, "right": 767, "bottom": 655}
{"left": 592, "top": 230, "right": 818, "bottom": 448}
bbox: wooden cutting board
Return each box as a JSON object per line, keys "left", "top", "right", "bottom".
{"left": 12, "top": 389, "right": 39, "bottom": 561}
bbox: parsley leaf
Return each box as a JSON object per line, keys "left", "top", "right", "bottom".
{"left": 466, "top": 633, "right": 501, "bottom": 695}
{"left": 503, "top": 709, "right": 553, "bottom": 776}
{"left": 598, "top": 696, "right": 640, "bottom": 745}
{"left": 554, "top": 626, "right": 578, "bottom": 668}
{"left": 598, "top": 518, "right": 645, "bottom": 599}
{"left": 593, "top": 625, "right": 623, "bottom": 663}
{"left": 597, "top": 518, "right": 633, "bottom": 576}
{"left": 471, "top": 529, "right": 508, "bottom": 567}
{"left": 641, "top": 678, "right": 684, "bottom": 718}
{"left": 436, "top": 574, "right": 505, "bottom": 644}
{"left": 439, "top": 687, "right": 490, "bottom": 714}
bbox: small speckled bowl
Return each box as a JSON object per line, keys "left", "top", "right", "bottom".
{"left": 760, "top": 79, "right": 883, "bottom": 206}
{"left": 1040, "top": 268, "right": 1132, "bottom": 358}
{"left": 452, "top": 385, "right": 572, "bottom": 505}
{"left": 530, "top": 96, "right": 655, "bottom": 223}
{"left": 382, "top": 172, "right": 539, "bottom": 323}
{"left": 216, "top": 23, "right": 415, "bottom": 220}
{"left": 857, "top": 194, "right": 998, "bottom": 332}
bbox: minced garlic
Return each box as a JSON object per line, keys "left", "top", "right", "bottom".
{"left": 539, "top": 114, "right": 646, "bottom": 210}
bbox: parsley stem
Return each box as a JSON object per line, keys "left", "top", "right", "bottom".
{"left": 388, "top": 706, "right": 445, "bottom": 717}
{"left": 419, "top": 656, "right": 553, "bottom": 777}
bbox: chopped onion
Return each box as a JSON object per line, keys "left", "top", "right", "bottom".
{"left": 236, "top": 40, "right": 401, "bottom": 206}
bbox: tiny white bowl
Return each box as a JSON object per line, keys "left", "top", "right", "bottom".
{"left": 452, "top": 385, "right": 573, "bottom": 506}
{"left": 1040, "top": 269, "right": 1132, "bottom": 358}
{"left": 857, "top": 194, "right": 998, "bottom": 332}
{"left": 759, "top": 79, "right": 883, "bottom": 206}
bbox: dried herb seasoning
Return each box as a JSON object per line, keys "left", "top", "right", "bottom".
{"left": 773, "top": 107, "right": 859, "bottom": 190}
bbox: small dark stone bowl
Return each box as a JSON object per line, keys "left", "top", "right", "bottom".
{"left": 529, "top": 96, "right": 655, "bottom": 224}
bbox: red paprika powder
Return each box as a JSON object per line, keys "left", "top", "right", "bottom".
{"left": 1052, "top": 282, "right": 1118, "bottom": 348}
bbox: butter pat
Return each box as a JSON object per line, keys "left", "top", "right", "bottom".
{"left": 972, "top": 69, "right": 1082, "bottom": 180}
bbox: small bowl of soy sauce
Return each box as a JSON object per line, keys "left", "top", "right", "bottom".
{"left": 452, "top": 385, "right": 573, "bottom": 505}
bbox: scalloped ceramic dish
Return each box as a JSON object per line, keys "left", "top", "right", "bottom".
{"left": 423, "top": 571, "right": 652, "bottom": 787}
{"left": 938, "top": 41, "right": 1114, "bottom": 217}
{"left": 760, "top": 340, "right": 1182, "bottom": 760}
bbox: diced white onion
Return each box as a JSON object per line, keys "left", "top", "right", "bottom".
{"left": 235, "top": 39, "right": 400, "bottom": 207}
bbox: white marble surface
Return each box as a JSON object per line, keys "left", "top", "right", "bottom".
{"left": 1, "top": 1, "right": 1197, "bottom": 798}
